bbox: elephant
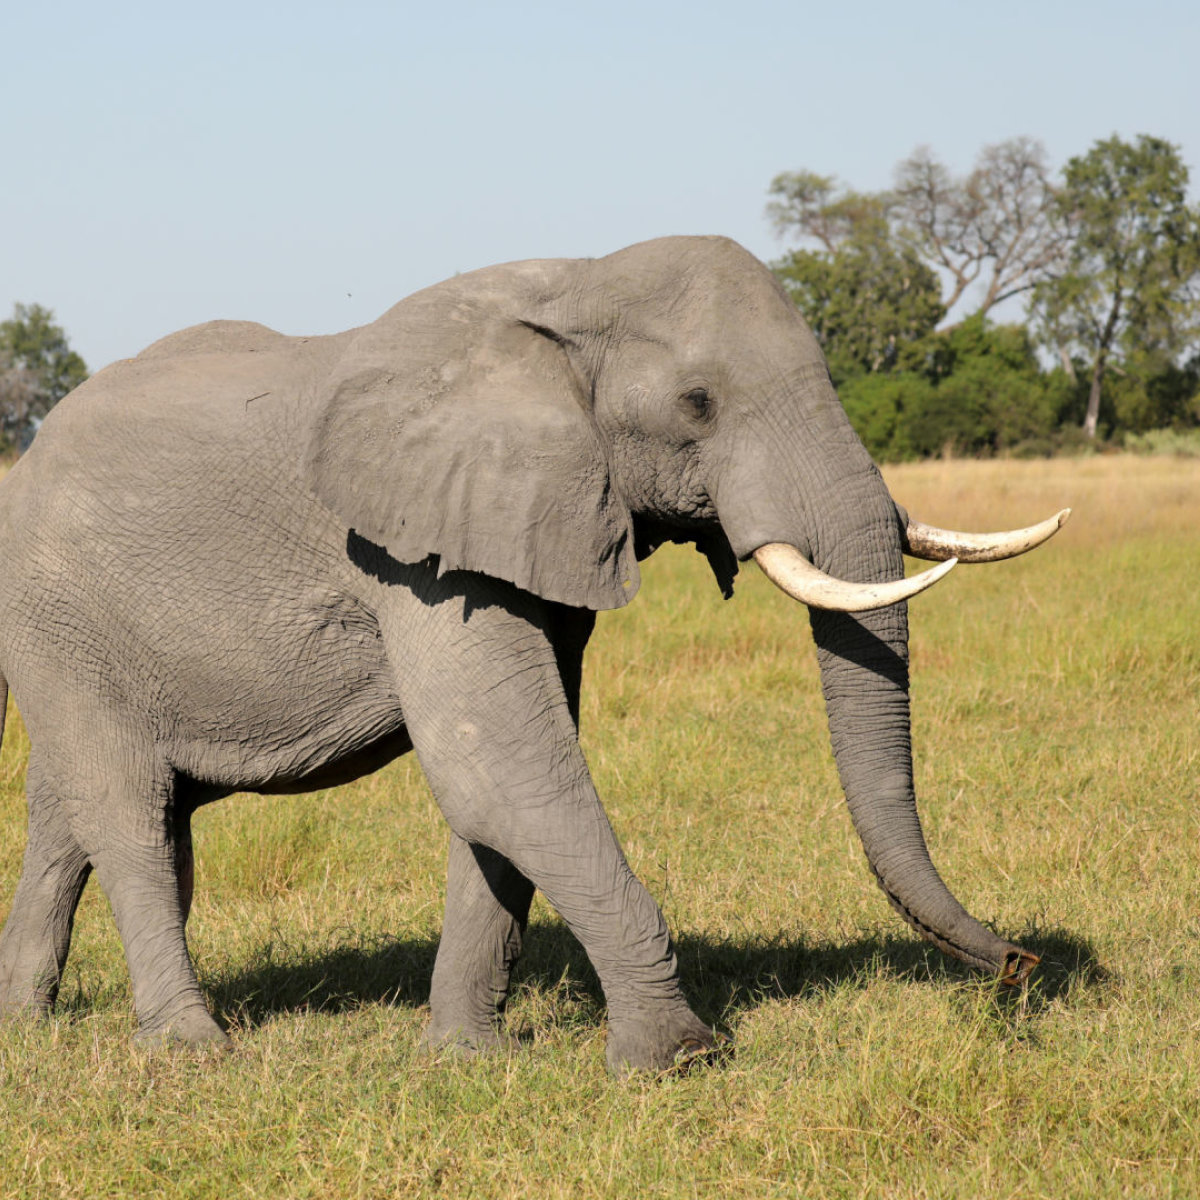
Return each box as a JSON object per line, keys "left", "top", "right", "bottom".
{"left": 0, "top": 236, "right": 1068, "bottom": 1074}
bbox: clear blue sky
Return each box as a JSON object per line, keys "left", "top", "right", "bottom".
{"left": 4, "top": 0, "right": 1197, "bottom": 371}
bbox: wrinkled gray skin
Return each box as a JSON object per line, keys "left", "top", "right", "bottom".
{"left": 0, "top": 237, "right": 1035, "bottom": 1074}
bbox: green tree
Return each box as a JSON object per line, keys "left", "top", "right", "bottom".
{"left": 1031, "top": 135, "right": 1200, "bottom": 438}
{"left": 837, "top": 370, "right": 934, "bottom": 460}
{"left": 0, "top": 303, "right": 88, "bottom": 448}
{"left": 903, "top": 317, "right": 1064, "bottom": 456}
{"left": 773, "top": 235, "right": 944, "bottom": 384}
{"left": 837, "top": 317, "right": 1067, "bottom": 461}
{"left": 1107, "top": 349, "right": 1200, "bottom": 434}
{"left": 766, "top": 170, "right": 892, "bottom": 251}
{"left": 767, "top": 175, "right": 944, "bottom": 383}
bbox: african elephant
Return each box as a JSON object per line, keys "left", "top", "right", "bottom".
{"left": 0, "top": 236, "right": 1067, "bottom": 1074}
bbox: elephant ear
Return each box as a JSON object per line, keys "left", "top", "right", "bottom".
{"left": 305, "top": 316, "right": 639, "bottom": 610}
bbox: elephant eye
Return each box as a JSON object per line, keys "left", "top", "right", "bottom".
{"left": 683, "top": 388, "right": 715, "bottom": 422}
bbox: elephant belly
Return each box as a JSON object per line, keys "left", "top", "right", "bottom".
{"left": 249, "top": 725, "right": 416, "bottom": 795}
{"left": 0, "top": 538, "right": 409, "bottom": 796}
{"left": 158, "top": 609, "right": 410, "bottom": 793}
{"left": 171, "top": 697, "right": 413, "bottom": 796}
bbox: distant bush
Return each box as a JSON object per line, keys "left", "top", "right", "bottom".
{"left": 836, "top": 317, "right": 1085, "bottom": 461}
{"left": 0, "top": 303, "right": 88, "bottom": 453}
{"left": 1122, "top": 427, "right": 1200, "bottom": 457}
{"left": 1108, "top": 354, "right": 1200, "bottom": 434}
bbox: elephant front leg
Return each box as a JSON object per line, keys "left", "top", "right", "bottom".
{"left": 391, "top": 578, "right": 723, "bottom": 1075}
{"left": 421, "top": 834, "right": 534, "bottom": 1055}
{"left": 422, "top": 604, "right": 599, "bottom": 1057}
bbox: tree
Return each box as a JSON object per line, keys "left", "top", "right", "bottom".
{"left": 836, "top": 370, "right": 934, "bottom": 460}
{"left": 766, "top": 170, "right": 892, "bottom": 251}
{"left": 773, "top": 234, "right": 944, "bottom": 384}
{"left": 906, "top": 317, "right": 1064, "bottom": 456}
{"left": 890, "top": 137, "right": 1067, "bottom": 319}
{"left": 769, "top": 139, "right": 1067, "bottom": 334}
{"left": 1107, "top": 350, "right": 1200, "bottom": 433}
{"left": 767, "top": 173, "right": 943, "bottom": 382}
{"left": 1030, "top": 135, "right": 1200, "bottom": 438}
{"left": 836, "top": 316, "right": 1068, "bottom": 461}
{"left": 0, "top": 303, "right": 88, "bottom": 448}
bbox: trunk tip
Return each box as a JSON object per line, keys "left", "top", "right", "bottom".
{"left": 999, "top": 948, "right": 1040, "bottom": 987}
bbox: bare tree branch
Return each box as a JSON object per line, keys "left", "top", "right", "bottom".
{"left": 892, "top": 138, "right": 1066, "bottom": 321}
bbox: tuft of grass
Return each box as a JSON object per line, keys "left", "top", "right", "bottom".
{"left": 1, "top": 455, "right": 1199, "bottom": 1197}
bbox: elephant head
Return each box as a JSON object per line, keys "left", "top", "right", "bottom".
{"left": 307, "top": 235, "right": 1066, "bottom": 982}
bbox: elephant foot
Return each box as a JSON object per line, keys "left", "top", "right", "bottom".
{"left": 0, "top": 958, "right": 60, "bottom": 1022}
{"left": 0, "top": 995, "right": 54, "bottom": 1025}
{"left": 605, "top": 1009, "right": 732, "bottom": 1078}
{"left": 672, "top": 1030, "right": 733, "bottom": 1073}
{"left": 134, "top": 1006, "right": 231, "bottom": 1052}
{"left": 418, "top": 1015, "right": 515, "bottom": 1060}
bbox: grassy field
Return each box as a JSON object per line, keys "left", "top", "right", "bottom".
{"left": 1, "top": 454, "right": 1198, "bottom": 1198}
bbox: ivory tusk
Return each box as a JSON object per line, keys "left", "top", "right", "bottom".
{"left": 902, "top": 508, "right": 1071, "bottom": 563}
{"left": 753, "top": 543, "right": 957, "bottom": 612}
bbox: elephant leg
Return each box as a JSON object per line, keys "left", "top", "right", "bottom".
{"left": 422, "top": 606, "right": 595, "bottom": 1054}
{"left": 0, "top": 761, "right": 92, "bottom": 1018}
{"left": 391, "top": 580, "right": 717, "bottom": 1075}
{"left": 58, "top": 739, "right": 227, "bottom": 1049}
{"left": 421, "top": 835, "right": 534, "bottom": 1053}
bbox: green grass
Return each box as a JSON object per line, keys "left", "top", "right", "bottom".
{"left": 2, "top": 455, "right": 1199, "bottom": 1197}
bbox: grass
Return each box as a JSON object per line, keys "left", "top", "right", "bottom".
{"left": 1, "top": 454, "right": 1199, "bottom": 1197}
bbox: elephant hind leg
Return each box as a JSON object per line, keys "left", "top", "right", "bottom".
{"left": 52, "top": 737, "right": 228, "bottom": 1049}
{"left": 172, "top": 802, "right": 196, "bottom": 925}
{"left": 0, "top": 765, "right": 92, "bottom": 1018}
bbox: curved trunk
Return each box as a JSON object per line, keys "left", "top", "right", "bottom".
{"left": 810, "top": 599, "right": 1034, "bottom": 980}
{"left": 714, "top": 364, "right": 1036, "bottom": 982}
{"left": 801, "top": 461, "right": 1036, "bottom": 980}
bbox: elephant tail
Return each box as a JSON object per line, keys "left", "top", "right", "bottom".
{"left": 0, "top": 672, "right": 8, "bottom": 755}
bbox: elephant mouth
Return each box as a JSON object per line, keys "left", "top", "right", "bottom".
{"left": 752, "top": 508, "right": 1071, "bottom": 612}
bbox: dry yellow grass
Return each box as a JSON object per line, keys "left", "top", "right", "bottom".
{"left": 886, "top": 452, "right": 1200, "bottom": 542}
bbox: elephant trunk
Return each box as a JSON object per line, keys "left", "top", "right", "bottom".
{"left": 809, "top": 598, "right": 1035, "bottom": 981}
{"left": 712, "top": 365, "right": 1035, "bottom": 981}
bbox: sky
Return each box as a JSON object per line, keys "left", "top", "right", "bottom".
{"left": 4, "top": 0, "right": 1198, "bottom": 372}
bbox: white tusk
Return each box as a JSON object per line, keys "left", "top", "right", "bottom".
{"left": 902, "top": 508, "right": 1071, "bottom": 563}
{"left": 753, "top": 543, "right": 957, "bottom": 612}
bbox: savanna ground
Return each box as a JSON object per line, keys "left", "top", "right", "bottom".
{"left": 1, "top": 455, "right": 1198, "bottom": 1198}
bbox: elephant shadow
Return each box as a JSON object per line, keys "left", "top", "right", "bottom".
{"left": 202, "top": 920, "right": 1103, "bottom": 1034}
{"left": 671, "top": 924, "right": 1106, "bottom": 1023}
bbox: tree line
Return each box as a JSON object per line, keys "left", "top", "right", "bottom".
{"left": 0, "top": 304, "right": 88, "bottom": 453}
{"left": 768, "top": 133, "right": 1200, "bottom": 458}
